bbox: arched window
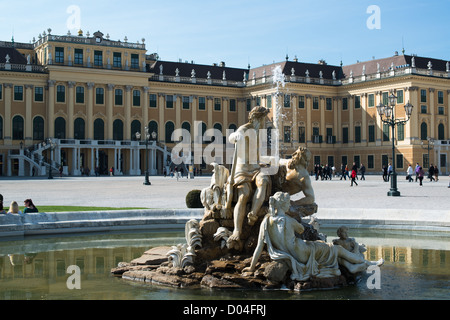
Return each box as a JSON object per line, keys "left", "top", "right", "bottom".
{"left": 12, "top": 115, "right": 24, "bottom": 140}
{"left": 113, "top": 119, "right": 123, "bottom": 141}
{"left": 148, "top": 121, "right": 158, "bottom": 140}
{"left": 54, "top": 117, "right": 66, "bottom": 139}
{"left": 165, "top": 121, "right": 175, "bottom": 143}
{"left": 94, "top": 118, "right": 104, "bottom": 140}
{"left": 182, "top": 121, "right": 191, "bottom": 133}
{"left": 420, "top": 122, "right": 427, "bottom": 141}
{"left": 131, "top": 120, "right": 141, "bottom": 140}
{"left": 33, "top": 116, "right": 45, "bottom": 141}
{"left": 438, "top": 123, "right": 445, "bottom": 140}
{"left": 74, "top": 118, "right": 85, "bottom": 140}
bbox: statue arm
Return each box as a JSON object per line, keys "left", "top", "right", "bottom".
{"left": 242, "top": 217, "right": 267, "bottom": 273}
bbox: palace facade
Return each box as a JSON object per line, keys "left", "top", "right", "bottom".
{"left": 0, "top": 29, "right": 449, "bottom": 176}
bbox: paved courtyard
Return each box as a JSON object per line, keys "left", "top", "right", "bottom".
{"left": 0, "top": 173, "right": 449, "bottom": 212}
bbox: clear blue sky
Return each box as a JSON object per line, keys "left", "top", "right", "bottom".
{"left": 1, "top": 0, "right": 449, "bottom": 68}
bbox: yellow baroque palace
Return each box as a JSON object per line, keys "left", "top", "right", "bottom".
{"left": 0, "top": 29, "right": 449, "bottom": 177}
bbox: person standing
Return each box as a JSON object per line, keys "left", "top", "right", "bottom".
{"left": 350, "top": 162, "right": 358, "bottom": 186}
{"left": 387, "top": 163, "right": 392, "bottom": 182}
{"left": 417, "top": 166, "right": 425, "bottom": 186}
{"left": 360, "top": 163, "right": 366, "bottom": 180}
{"left": 382, "top": 165, "right": 388, "bottom": 182}
{"left": 406, "top": 164, "right": 414, "bottom": 182}
{"left": 415, "top": 163, "right": 420, "bottom": 182}
{"left": 428, "top": 164, "right": 435, "bottom": 182}
{"left": 434, "top": 165, "right": 439, "bottom": 182}
{"left": 340, "top": 163, "right": 346, "bottom": 180}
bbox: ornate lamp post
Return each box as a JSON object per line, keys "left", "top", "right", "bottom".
{"left": 43, "top": 138, "right": 57, "bottom": 179}
{"left": 136, "top": 128, "right": 156, "bottom": 185}
{"left": 377, "top": 93, "right": 414, "bottom": 196}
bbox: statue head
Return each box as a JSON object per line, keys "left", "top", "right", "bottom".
{"left": 336, "top": 226, "right": 349, "bottom": 239}
{"left": 248, "top": 106, "right": 269, "bottom": 128}
{"left": 269, "top": 191, "right": 290, "bottom": 216}
{"left": 288, "top": 147, "right": 311, "bottom": 169}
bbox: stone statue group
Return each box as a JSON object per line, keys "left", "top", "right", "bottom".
{"left": 196, "top": 106, "right": 383, "bottom": 283}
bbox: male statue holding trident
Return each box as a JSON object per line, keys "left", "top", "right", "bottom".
{"left": 226, "top": 106, "right": 276, "bottom": 251}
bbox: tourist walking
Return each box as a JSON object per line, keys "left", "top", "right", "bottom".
{"left": 340, "top": 163, "right": 346, "bottom": 180}
{"left": 387, "top": 163, "right": 392, "bottom": 182}
{"left": 382, "top": 165, "right": 388, "bottom": 182}
{"left": 415, "top": 163, "right": 420, "bottom": 182}
{"left": 434, "top": 165, "right": 439, "bottom": 181}
{"left": 428, "top": 164, "right": 435, "bottom": 182}
{"left": 360, "top": 164, "right": 366, "bottom": 180}
{"left": 350, "top": 162, "right": 358, "bottom": 186}
{"left": 406, "top": 164, "right": 414, "bottom": 182}
{"left": 417, "top": 166, "right": 425, "bottom": 186}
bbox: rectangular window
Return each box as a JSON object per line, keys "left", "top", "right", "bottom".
{"left": 368, "top": 94, "right": 374, "bottom": 107}
{"left": 354, "top": 126, "right": 361, "bottom": 143}
{"left": 34, "top": 87, "right": 44, "bottom": 102}
{"left": 382, "top": 154, "right": 389, "bottom": 167}
{"left": 14, "top": 86, "right": 23, "bottom": 101}
{"left": 438, "top": 91, "right": 444, "bottom": 104}
{"left": 246, "top": 99, "right": 251, "bottom": 111}
{"left": 397, "top": 123, "right": 404, "bottom": 141}
{"left": 298, "top": 126, "right": 305, "bottom": 143}
{"left": 397, "top": 90, "right": 404, "bottom": 104}
{"left": 256, "top": 96, "right": 261, "bottom": 106}
{"left": 115, "top": 89, "right": 123, "bottom": 105}
{"left": 113, "top": 52, "right": 122, "bottom": 68}
{"left": 368, "top": 125, "right": 375, "bottom": 142}
{"left": 96, "top": 88, "right": 104, "bottom": 104}
{"left": 94, "top": 50, "right": 103, "bottom": 67}
{"left": 166, "top": 95, "right": 174, "bottom": 108}
{"left": 383, "top": 123, "right": 390, "bottom": 141}
{"left": 342, "top": 97, "right": 348, "bottom": 110}
{"left": 199, "top": 97, "right": 206, "bottom": 110}
{"left": 229, "top": 99, "right": 236, "bottom": 112}
{"left": 74, "top": 48, "right": 83, "bottom": 65}
{"left": 214, "top": 98, "right": 221, "bottom": 111}
{"left": 131, "top": 54, "right": 139, "bottom": 69}
{"left": 266, "top": 95, "right": 272, "bottom": 109}
{"left": 149, "top": 94, "right": 157, "bottom": 108}
{"left": 313, "top": 97, "right": 319, "bottom": 109}
{"left": 440, "top": 154, "right": 447, "bottom": 168}
{"left": 326, "top": 98, "right": 332, "bottom": 110}
{"left": 314, "top": 156, "right": 321, "bottom": 165}
{"left": 421, "top": 105, "right": 427, "bottom": 114}
{"left": 56, "top": 85, "right": 65, "bottom": 103}
{"left": 182, "top": 96, "right": 190, "bottom": 109}
{"left": 368, "top": 155, "right": 374, "bottom": 169}
{"left": 55, "top": 47, "right": 64, "bottom": 64}
{"left": 420, "top": 89, "right": 427, "bottom": 103}
{"left": 0, "top": 84, "right": 2, "bottom": 100}
{"left": 298, "top": 96, "right": 305, "bottom": 108}
{"left": 283, "top": 126, "right": 291, "bottom": 142}
{"left": 355, "top": 96, "right": 361, "bottom": 109}
{"left": 382, "top": 92, "right": 389, "bottom": 105}
{"left": 341, "top": 156, "right": 348, "bottom": 166}
{"left": 76, "top": 86, "right": 84, "bottom": 103}
{"left": 438, "top": 106, "right": 444, "bottom": 115}
{"left": 342, "top": 127, "right": 348, "bottom": 143}
{"left": 354, "top": 155, "right": 360, "bottom": 168}
{"left": 396, "top": 154, "right": 403, "bottom": 169}
{"left": 133, "top": 90, "right": 141, "bottom": 106}
{"left": 327, "top": 156, "right": 334, "bottom": 167}
{"left": 284, "top": 95, "right": 290, "bottom": 108}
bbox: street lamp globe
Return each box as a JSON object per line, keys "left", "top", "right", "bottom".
{"left": 376, "top": 103, "right": 385, "bottom": 117}
{"left": 388, "top": 93, "right": 397, "bottom": 107}
{"left": 404, "top": 101, "right": 413, "bottom": 118}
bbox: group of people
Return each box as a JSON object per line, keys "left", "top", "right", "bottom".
{"left": 338, "top": 163, "right": 366, "bottom": 183}
{"left": 406, "top": 163, "right": 441, "bottom": 186}
{"left": 313, "top": 164, "right": 334, "bottom": 181}
{"left": 0, "top": 194, "right": 39, "bottom": 214}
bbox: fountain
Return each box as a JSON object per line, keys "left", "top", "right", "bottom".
{"left": 111, "top": 68, "right": 383, "bottom": 292}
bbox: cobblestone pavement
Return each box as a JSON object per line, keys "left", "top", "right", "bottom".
{"left": 0, "top": 173, "right": 449, "bottom": 211}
